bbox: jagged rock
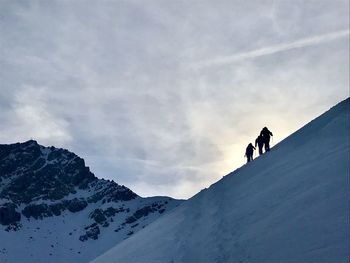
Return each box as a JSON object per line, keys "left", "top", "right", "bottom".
{"left": 80, "top": 224, "right": 100, "bottom": 241}
{"left": 21, "top": 199, "right": 88, "bottom": 219}
{"left": 103, "top": 207, "right": 126, "bottom": 217}
{"left": 84, "top": 223, "right": 98, "bottom": 230}
{"left": 49, "top": 203, "right": 66, "bottom": 216}
{"left": 87, "top": 181, "right": 137, "bottom": 203}
{"left": 0, "top": 140, "right": 41, "bottom": 179}
{"left": 0, "top": 203, "right": 21, "bottom": 225}
{"left": 125, "top": 205, "right": 158, "bottom": 224}
{"left": 125, "top": 215, "right": 137, "bottom": 224}
{"left": 103, "top": 207, "right": 118, "bottom": 217}
{"left": 22, "top": 204, "right": 52, "bottom": 220}
{"left": 89, "top": 209, "right": 107, "bottom": 224}
{"left": 5, "top": 222, "right": 21, "bottom": 231}
{"left": 86, "top": 225, "right": 100, "bottom": 239}
{"left": 0, "top": 141, "right": 139, "bottom": 214}
{"left": 0, "top": 141, "right": 98, "bottom": 204}
{"left": 67, "top": 198, "right": 88, "bottom": 213}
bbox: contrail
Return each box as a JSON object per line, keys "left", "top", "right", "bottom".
{"left": 191, "top": 29, "right": 349, "bottom": 69}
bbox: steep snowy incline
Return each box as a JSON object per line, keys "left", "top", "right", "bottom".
{"left": 92, "top": 98, "right": 350, "bottom": 263}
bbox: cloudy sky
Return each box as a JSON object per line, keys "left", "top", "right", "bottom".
{"left": 0, "top": 0, "right": 349, "bottom": 199}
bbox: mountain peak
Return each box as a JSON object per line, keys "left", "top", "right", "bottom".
{"left": 0, "top": 141, "right": 100, "bottom": 204}
{"left": 0, "top": 141, "right": 182, "bottom": 262}
{"left": 24, "top": 139, "right": 38, "bottom": 145}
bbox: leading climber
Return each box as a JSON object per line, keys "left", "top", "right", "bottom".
{"left": 260, "top": 127, "right": 273, "bottom": 152}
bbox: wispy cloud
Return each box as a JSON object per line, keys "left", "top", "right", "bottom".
{"left": 191, "top": 29, "right": 349, "bottom": 69}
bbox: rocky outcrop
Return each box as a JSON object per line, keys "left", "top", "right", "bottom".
{"left": 124, "top": 202, "right": 166, "bottom": 224}
{"left": 0, "top": 140, "right": 138, "bottom": 212}
{"left": 22, "top": 198, "right": 88, "bottom": 219}
{"left": 87, "top": 180, "right": 137, "bottom": 203}
{"left": 0, "top": 203, "right": 21, "bottom": 225}
{"left": 89, "top": 209, "right": 107, "bottom": 224}
{"left": 79, "top": 223, "right": 101, "bottom": 241}
{"left": 0, "top": 140, "right": 96, "bottom": 204}
{"left": 67, "top": 198, "right": 88, "bottom": 213}
{"left": 22, "top": 203, "right": 52, "bottom": 220}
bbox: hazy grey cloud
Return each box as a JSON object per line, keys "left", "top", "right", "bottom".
{"left": 0, "top": 0, "right": 348, "bottom": 198}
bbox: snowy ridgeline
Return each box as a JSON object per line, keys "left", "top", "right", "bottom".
{"left": 0, "top": 140, "right": 182, "bottom": 263}
{"left": 92, "top": 98, "right": 350, "bottom": 263}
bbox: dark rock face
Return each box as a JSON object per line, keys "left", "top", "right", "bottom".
{"left": 89, "top": 209, "right": 107, "bottom": 224}
{"left": 0, "top": 140, "right": 138, "bottom": 209}
{"left": 5, "top": 222, "right": 21, "bottom": 231}
{"left": 87, "top": 181, "right": 137, "bottom": 203}
{"left": 89, "top": 206, "right": 128, "bottom": 225}
{"left": 103, "top": 207, "right": 127, "bottom": 217}
{"left": 22, "top": 204, "right": 52, "bottom": 220}
{"left": 0, "top": 203, "right": 21, "bottom": 225}
{"left": 79, "top": 224, "right": 101, "bottom": 241}
{"left": 50, "top": 203, "right": 66, "bottom": 216}
{"left": 86, "top": 225, "right": 100, "bottom": 240}
{"left": 124, "top": 203, "right": 165, "bottom": 224}
{"left": 67, "top": 198, "right": 88, "bottom": 213}
{"left": 0, "top": 140, "right": 97, "bottom": 204}
{"left": 22, "top": 199, "right": 88, "bottom": 219}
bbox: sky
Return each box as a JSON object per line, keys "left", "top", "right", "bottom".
{"left": 0, "top": 0, "right": 349, "bottom": 199}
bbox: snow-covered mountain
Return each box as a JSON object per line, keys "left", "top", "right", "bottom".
{"left": 0, "top": 140, "right": 182, "bottom": 263}
{"left": 92, "top": 98, "right": 350, "bottom": 263}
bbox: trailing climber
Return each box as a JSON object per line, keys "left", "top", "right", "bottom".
{"left": 245, "top": 143, "right": 255, "bottom": 163}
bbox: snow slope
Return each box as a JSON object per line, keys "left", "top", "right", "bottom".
{"left": 0, "top": 195, "right": 180, "bottom": 263}
{"left": 92, "top": 98, "right": 350, "bottom": 263}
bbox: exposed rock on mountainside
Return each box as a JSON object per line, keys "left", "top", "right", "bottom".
{"left": 0, "top": 140, "right": 182, "bottom": 263}
{"left": 0, "top": 203, "right": 21, "bottom": 225}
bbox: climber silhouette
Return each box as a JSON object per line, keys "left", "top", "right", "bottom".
{"left": 255, "top": 135, "right": 264, "bottom": 155}
{"left": 245, "top": 143, "right": 255, "bottom": 163}
{"left": 260, "top": 127, "right": 273, "bottom": 152}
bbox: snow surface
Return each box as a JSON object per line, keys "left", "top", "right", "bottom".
{"left": 0, "top": 196, "right": 181, "bottom": 263}
{"left": 92, "top": 98, "right": 350, "bottom": 263}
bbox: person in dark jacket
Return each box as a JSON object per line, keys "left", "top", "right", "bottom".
{"left": 245, "top": 143, "right": 255, "bottom": 163}
{"left": 260, "top": 127, "right": 273, "bottom": 152}
{"left": 255, "top": 135, "right": 264, "bottom": 155}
